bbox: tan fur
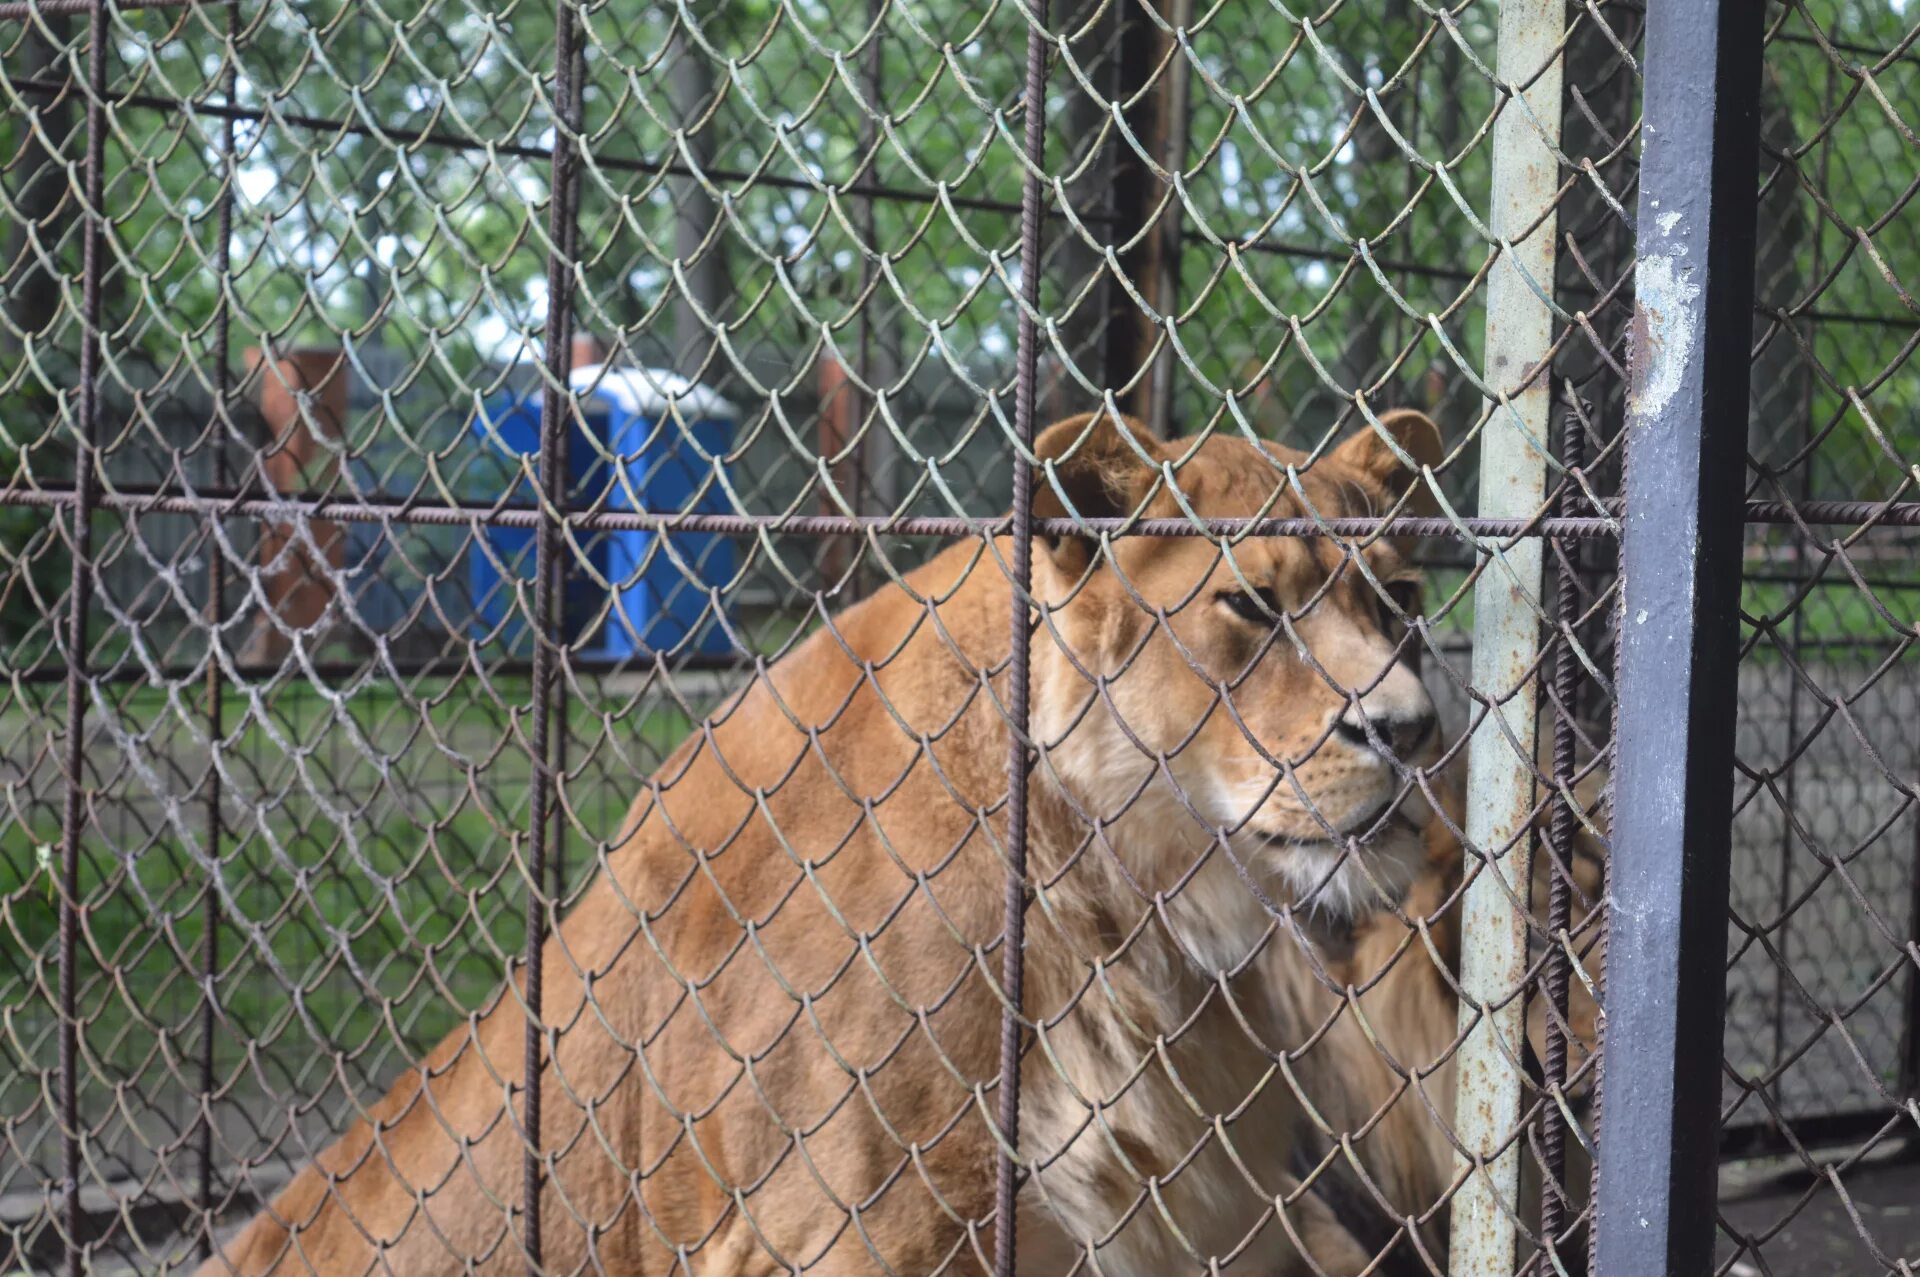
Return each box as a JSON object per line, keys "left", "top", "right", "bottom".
{"left": 202, "top": 410, "right": 1453, "bottom": 1277}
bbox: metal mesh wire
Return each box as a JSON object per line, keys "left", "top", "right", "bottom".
{"left": 0, "top": 0, "right": 1908, "bottom": 1273}
{"left": 1714, "top": 2, "right": 1920, "bottom": 1273}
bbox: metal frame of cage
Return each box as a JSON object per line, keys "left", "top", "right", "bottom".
{"left": 1, "top": 0, "right": 1916, "bottom": 1273}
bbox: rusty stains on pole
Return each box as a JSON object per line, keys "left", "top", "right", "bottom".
{"left": 1451, "top": 1, "right": 1563, "bottom": 1273}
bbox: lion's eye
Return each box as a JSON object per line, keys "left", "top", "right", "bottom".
{"left": 1218, "top": 588, "right": 1281, "bottom": 626}
{"left": 1380, "top": 579, "right": 1421, "bottom": 631}
{"left": 1379, "top": 579, "right": 1424, "bottom": 672}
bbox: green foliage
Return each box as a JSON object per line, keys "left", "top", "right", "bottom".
{"left": 0, "top": 384, "right": 65, "bottom": 654}
{"left": 0, "top": 679, "right": 693, "bottom": 1080}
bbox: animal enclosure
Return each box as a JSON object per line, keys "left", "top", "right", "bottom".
{"left": 1, "top": 0, "right": 1916, "bottom": 1273}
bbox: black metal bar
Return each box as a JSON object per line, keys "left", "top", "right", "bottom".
{"left": 522, "top": 0, "right": 584, "bottom": 1265}
{"left": 994, "top": 0, "right": 1048, "bottom": 1271}
{"left": 1589, "top": 1, "right": 1764, "bottom": 1273}
{"left": 196, "top": 0, "right": 239, "bottom": 1257}
{"left": 1235, "top": 230, "right": 1490, "bottom": 287}
{"left": 1140, "top": 0, "right": 1189, "bottom": 439}
{"left": 1718, "top": 1108, "right": 1920, "bottom": 1162}
{"left": 1739, "top": 566, "right": 1920, "bottom": 593}
{"left": 58, "top": 4, "right": 109, "bottom": 1275}
{"left": 1774, "top": 306, "right": 1920, "bottom": 330}
{"left": 1389, "top": 26, "right": 1427, "bottom": 406}
{"left": 6, "top": 76, "right": 1119, "bottom": 228}
{"left": 1769, "top": 26, "right": 1920, "bottom": 69}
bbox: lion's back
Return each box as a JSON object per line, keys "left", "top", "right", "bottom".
{"left": 601, "top": 541, "right": 1016, "bottom": 1271}
{"left": 196, "top": 542, "right": 1018, "bottom": 1277}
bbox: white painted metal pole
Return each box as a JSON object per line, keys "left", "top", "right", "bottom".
{"left": 1450, "top": 2, "right": 1564, "bottom": 1274}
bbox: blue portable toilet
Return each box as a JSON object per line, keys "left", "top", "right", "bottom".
{"left": 467, "top": 366, "right": 737, "bottom": 659}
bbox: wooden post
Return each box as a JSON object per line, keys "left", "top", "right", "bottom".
{"left": 816, "top": 350, "right": 859, "bottom": 589}
{"left": 241, "top": 346, "right": 348, "bottom": 665}
{"left": 571, "top": 331, "right": 604, "bottom": 370}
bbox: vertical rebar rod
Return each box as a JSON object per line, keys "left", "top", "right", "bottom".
{"left": 1584, "top": 14, "right": 1644, "bottom": 1273}
{"left": 1450, "top": 3, "right": 1562, "bottom": 1273}
{"left": 994, "top": 1, "right": 1049, "bottom": 1271}
{"left": 197, "top": 0, "right": 241, "bottom": 1257}
{"left": 1538, "top": 404, "right": 1585, "bottom": 1259}
{"left": 59, "top": 3, "right": 109, "bottom": 1274}
{"left": 525, "top": 0, "right": 584, "bottom": 1267}
{"left": 1589, "top": 0, "right": 1764, "bottom": 1269}
{"left": 1582, "top": 28, "right": 1646, "bottom": 1259}
{"left": 545, "top": 28, "right": 587, "bottom": 923}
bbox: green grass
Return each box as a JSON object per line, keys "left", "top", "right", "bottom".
{"left": 1741, "top": 576, "right": 1920, "bottom": 649}
{"left": 4, "top": 805, "right": 518, "bottom": 1078}
{"left": 0, "top": 676, "right": 697, "bottom": 1111}
{"left": 1420, "top": 561, "right": 1918, "bottom": 660}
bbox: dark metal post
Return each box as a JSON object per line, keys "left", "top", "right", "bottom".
{"left": 1101, "top": 0, "right": 1187, "bottom": 434}
{"left": 524, "top": 0, "right": 584, "bottom": 1267}
{"left": 1102, "top": 0, "right": 1156, "bottom": 419}
{"left": 994, "top": 1, "right": 1049, "bottom": 1272}
{"left": 1590, "top": 1, "right": 1763, "bottom": 1273}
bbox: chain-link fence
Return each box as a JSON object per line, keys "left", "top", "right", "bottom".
{"left": 1713, "top": 4, "right": 1920, "bottom": 1273}
{"left": 0, "top": 0, "right": 1912, "bottom": 1273}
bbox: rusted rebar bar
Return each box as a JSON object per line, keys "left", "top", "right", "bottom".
{"left": 6, "top": 484, "right": 1908, "bottom": 535}
{"left": 994, "top": 0, "right": 1050, "bottom": 1269}
{"left": 521, "top": 0, "right": 585, "bottom": 1263}
{"left": 1538, "top": 401, "right": 1586, "bottom": 1260}
{"left": 57, "top": 4, "right": 109, "bottom": 1275}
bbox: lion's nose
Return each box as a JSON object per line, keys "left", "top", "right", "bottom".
{"left": 1335, "top": 703, "right": 1436, "bottom": 761}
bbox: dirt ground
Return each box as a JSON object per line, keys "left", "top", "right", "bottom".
{"left": 1717, "top": 1142, "right": 1920, "bottom": 1276}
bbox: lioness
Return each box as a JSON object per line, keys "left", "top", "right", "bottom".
{"left": 204, "top": 408, "right": 1449, "bottom": 1277}
{"left": 1283, "top": 771, "right": 1608, "bottom": 1275}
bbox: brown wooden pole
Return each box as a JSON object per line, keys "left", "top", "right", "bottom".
{"left": 242, "top": 346, "right": 348, "bottom": 664}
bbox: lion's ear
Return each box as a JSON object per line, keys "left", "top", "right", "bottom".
{"left": 1329, "top": 408, "right": 1443, "bottom": 515}
{"left": 1031, "top": 411, "right": 1159, "bottom": 574}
